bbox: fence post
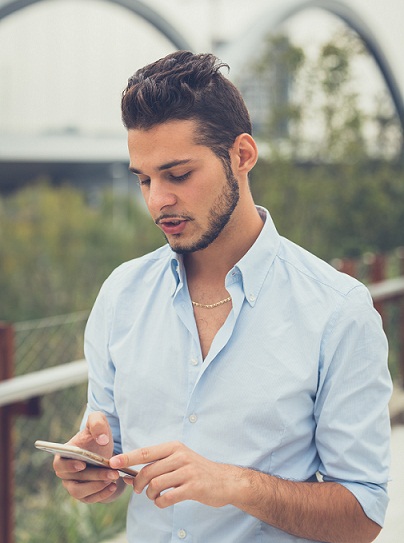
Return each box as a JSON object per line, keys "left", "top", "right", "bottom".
{"left": 370, "top": 254, "right": 386, "bottom": 322}
{"left": 398, "top": 248, "right": 404, "bottom": 387}
{"left": 0, "top": 323, "right": 15, "bottom": 543}
{"left": 339, "top": 258, "right": 357, "bottom": 278}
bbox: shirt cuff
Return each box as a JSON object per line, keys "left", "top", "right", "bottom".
{"left": 325, "top": 477, "right": 389, "bottom": 527}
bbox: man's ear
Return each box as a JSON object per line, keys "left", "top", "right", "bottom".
{"left": 231, "top": 133, "right": 258, "bottom": 174}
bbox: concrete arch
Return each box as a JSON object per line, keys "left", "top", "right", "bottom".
{"left": 217, "top": 0, "right": 404, "bottom": 134}
{"left": 0, "top": 0, "right": 193, "bottom": 51}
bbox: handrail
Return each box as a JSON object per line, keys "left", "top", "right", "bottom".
{"left": 0, "top": 276, "right": 403, "bottom": 410}
{"left": 0, "top": 359, "right": 87, "bottom": 408}
{"left": 368, "top": 276, "right": 404, "bottom": 301}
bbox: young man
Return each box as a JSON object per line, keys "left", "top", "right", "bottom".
{"left": 54, "top": 51, "right": 392, "bottom": 542}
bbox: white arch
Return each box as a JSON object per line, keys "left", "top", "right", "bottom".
{"left": 0, "top": 0, "right": 193, "bottom": 51}
{"left": 1, "top": 0, "right": 403, "bottom": 134}
{"left": 217, "top": 0, "right": 404, "bottom": 134}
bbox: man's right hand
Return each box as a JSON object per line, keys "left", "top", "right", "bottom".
{"left": 53, "top": 411, "right": 124, "bottom": 503}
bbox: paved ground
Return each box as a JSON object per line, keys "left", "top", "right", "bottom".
{"left": 374, "top": 424, "right": 404, "bottom": 542}
{"left": 106, "top": 425, "right": 404, "bottom": 543}
{"left": 105, "top": 533, "right": 127, "bottom": 543}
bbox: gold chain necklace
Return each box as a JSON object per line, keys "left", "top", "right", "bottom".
{"left": 191, "top": 296, "right": 232, "bottom": 309}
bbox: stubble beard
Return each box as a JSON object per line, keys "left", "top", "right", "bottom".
{"left": 165, "top": 167, "right": 240, "bottom": 255}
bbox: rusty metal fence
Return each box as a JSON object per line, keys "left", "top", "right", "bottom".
{"left": 0, "top": 313, "right": 129, "bottom": 543}
{"left": 13, "top": 311, "right": 89, "bottom": 376}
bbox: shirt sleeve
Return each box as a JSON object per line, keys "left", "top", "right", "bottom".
{"left": 314, "top": 284, "right": 392, "bottom": 527}
{"left": 80, "top": 279, "right": 123, "bottom": 454}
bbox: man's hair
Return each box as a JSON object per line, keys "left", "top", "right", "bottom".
{"left": 121, "top": 51, "right": 252, "bottom": 166}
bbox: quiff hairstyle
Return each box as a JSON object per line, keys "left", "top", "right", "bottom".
{"left": 121, "top": 51, "right": 252, "bottom": 167}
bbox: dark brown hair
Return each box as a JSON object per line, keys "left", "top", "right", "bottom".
{"left": 121, "top": 51, "right": 252, "bottom": 166}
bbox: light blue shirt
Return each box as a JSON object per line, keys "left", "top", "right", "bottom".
{"left": 83, "top": 207, "right": 392, "bottom": 543}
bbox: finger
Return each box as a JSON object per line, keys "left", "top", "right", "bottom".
{"left": 134, "top": 457, "right": 176, "bottom": 494}
{"left": 86, "top": 412, "right": 112, "bottom": 446}
{"left": 63, "top": 480, "right": 118, "bottom": 503}
{"left": 53, "top": 454, "right": 86, "bottom": 476}
{"left": 110, "top": 441, "right": 180, "bottom": 471}
{"left": 145, "top": 470, "right": 182, "bottom": 501}
{"left": 154, "top": 486, "right": 185, "bottom": 509}
{"left": 55, "top": 460, "right": 119, "bottom": 482}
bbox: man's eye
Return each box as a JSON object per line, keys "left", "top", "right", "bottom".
{"left": 170, "top": 171, "right": 191, "bottom": 182}
{"left": 137, "top": 177, "right": 150, "bottom": 186}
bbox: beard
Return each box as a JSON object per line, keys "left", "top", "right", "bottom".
{"left": 166, "top": 166, "right": 240, "bottom": 255}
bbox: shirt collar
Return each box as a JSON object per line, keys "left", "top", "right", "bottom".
{"left": 169, "top": 206, "right": 280, "bottom": 304}
{"left": 231, "top": 206, "right": 280, "bottom": 307}
{"left": 170, "top": 254, "right": 184, "bottom": 297}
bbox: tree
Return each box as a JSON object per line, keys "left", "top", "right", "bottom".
{"left": 241, "top": 29, "right": 404, "bottom": 260}
{"left": 0, "top": 182, "right": 162, "bottom": 321}
{"left": 246, "top": 29, "right": 401, "bottom": 161}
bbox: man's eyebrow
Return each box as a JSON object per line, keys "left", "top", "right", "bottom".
{"left": 129, "top": 159, "right": 192, "bottom": 175}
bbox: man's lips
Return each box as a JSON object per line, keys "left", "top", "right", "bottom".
{"left": 156, "top": 217, "right": 189, "bottom": 235}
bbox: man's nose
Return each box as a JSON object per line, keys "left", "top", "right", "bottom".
{"left": 147, "top": 180, "right": 177, "bottom": 211}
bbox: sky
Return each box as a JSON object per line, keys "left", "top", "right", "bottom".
{"left": 0, "top": 0, "right": 403, "bottom": 137}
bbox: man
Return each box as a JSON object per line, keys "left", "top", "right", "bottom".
{"left": 54, "top": 51, "right": 392, "bottom": 542}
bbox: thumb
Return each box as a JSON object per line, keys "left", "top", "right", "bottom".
{"left": 86, "top": 411, "right": 112, "bottom": 446}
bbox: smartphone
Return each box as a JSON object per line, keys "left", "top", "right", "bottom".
{"left": 34, "top": 440, "right": 138, "bottom": 478}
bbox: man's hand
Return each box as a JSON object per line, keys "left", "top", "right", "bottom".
{"left": 110, "top": 441, "right": 241, "bottom": 509}
{"left": 53, "top": 412, "right": 124, "bottom": 503}
{"left": 110, "top": 441, "right": 381, "bottom": 543}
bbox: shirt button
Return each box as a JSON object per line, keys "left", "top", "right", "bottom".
{"left": 178, "top": 528, "right": 187, "bottom": 539}
{"left": 190, "top": 358, "right": 198, "bottom": 366}
{"left": 189, "top": 414, "right": 198, "bottom": 423}
{"left": 249, "top": 294, "right": 256, "bottom": 302}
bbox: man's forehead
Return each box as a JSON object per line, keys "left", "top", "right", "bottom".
{"left": 127, "top": 122, "right": 209, "bottom": 173}
{"left": 128, "top": 118, "right": 199, "bottom": 140}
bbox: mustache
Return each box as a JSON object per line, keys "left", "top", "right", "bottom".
{"left": 155, "top": 214, "right": 194, "bottom": 225}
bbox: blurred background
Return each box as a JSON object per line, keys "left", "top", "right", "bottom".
{"left": 0, "top": 0, "right": 403, "bottom": 542}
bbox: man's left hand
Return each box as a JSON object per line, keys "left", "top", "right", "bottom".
{"left": 109, "top": 441, "right": 242, "bottom": 508}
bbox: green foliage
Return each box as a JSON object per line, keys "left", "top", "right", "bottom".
{"left": 250, "top": 29, "right": 402, "bottom": 162}
{"left": 0, "top": 182, "right": 162, "bottom": 322}
{"left": 246, "top": 28, "right": 404, "bottom": 261}
{"left": 253, "top": 35, "right": 305, "bottom": 150}
{"left": 16, "top": 481, "right": 130, "bottom": 543}
{"left": 251, "top": 158, "right": 404, "bottom": 260}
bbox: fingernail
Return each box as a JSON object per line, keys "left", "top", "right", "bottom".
{"left": 96, "top": 434, "right": 109, "bottom": 445}
{"left": 109, "top": 457, "right": 122, "bottom": 468}
{"left": 74, "top": 462, "right": 86, "bottom": 471}
{"left": 107, "top": 471, "right": 118, "bottom": 480}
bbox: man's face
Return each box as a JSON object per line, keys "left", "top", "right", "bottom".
{"left": 128, "top": 120, "right": 240, "bottom": 254}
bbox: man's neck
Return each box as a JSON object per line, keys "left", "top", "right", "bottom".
{"left": 184, "top": 204, "right": 264, "bottom": 283}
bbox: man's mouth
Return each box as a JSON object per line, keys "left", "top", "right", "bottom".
{"left": 156, "top": 217, "right": 189, "bottom": 236}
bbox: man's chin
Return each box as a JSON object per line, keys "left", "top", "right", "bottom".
{"left": 164, "top": 223, "right": 224, "bottom": 254}
{"left": 168, "top": 242, "right": 196, "bottom": 255}
{"left": 166, "top": 236, "right": 202, "bottom": 255}
{"left": 169, "top": 238, "right": 217, "bottom": 255}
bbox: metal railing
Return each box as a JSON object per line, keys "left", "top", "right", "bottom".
{"left": 0, "top": 311, "right": 131, "bottom": 543}
{"left": 0, "top": 359, "right": 87, "bottom": 408}
{"left": 0, "top": 312, "right": 94, "bottom": 543}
